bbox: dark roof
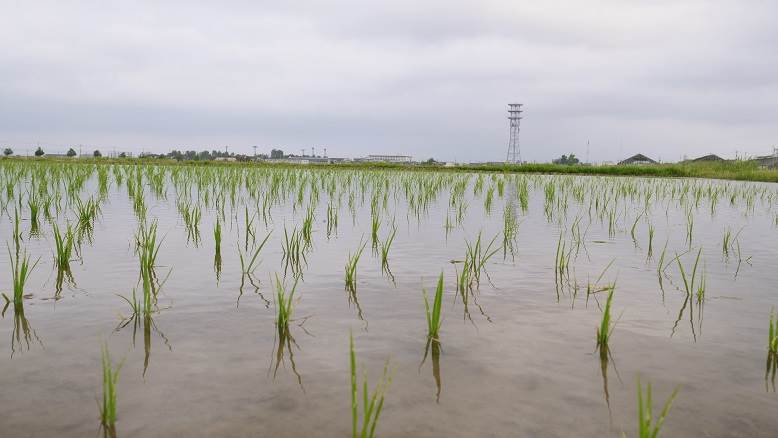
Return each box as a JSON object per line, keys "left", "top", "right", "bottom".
{"left": 618, "top": 154, "right": 657, "bottom": 165}
{"left": 690, "top": 154, "right": 724, "bottom": 162}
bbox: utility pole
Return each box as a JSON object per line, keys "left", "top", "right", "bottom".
{"left": 505, "top": 103, "right": 523, "bottom": 164}
{"left": 586, "top": 140, "right": 590, "bottom": 164}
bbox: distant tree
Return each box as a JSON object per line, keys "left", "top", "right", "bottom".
{"left": 168, "top": 150, "right": 184, "bottom": 160}
{"left": 119, "top": 152, "right": 127, "bottom": 158}
{"left": 270, "top": 149, "right": 284, "bottom": 159}
{"left": 93, "top": 150, "right": 102, "bottom": 157}
{"left": 197, "top": 150, "right": 212, "bottom": 161}
{"left": 3, "top": 148, "right": 12, "bottom": 156}
{"left": 426, "top": 158, "right": 437, "bottom": 164}
{"left": 66, "top": 148, "right": 77, "bottom": 157}
{"left": 552, "top": 153, "right": 580, "bottom": 165}
{"left": 34, "top": 147, "right": 44, "bottom": 157}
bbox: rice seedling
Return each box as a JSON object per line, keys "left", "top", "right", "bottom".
{"left": 275, "top": 273, "right": 298, "bottom": 332}
{"left": 633, "top": 377, "right": 680, "bottom": 438}
{"left": 99, "top": 343, "right": 123, "bottom": 437}
{"left": 282, "top": 226, "right": 307, "bottom": 278}
{"left": 595, "top": 285, "right": 616, "bottom": 357}
{"left": 135, "top": 220, "right": 162, "bottom": 285}
{"left": 326, "top": 200, "right": 339, "bottom": 238}
{"left": 270, "top": 274, "right": 304, "bottom": 385}
{"left": 302, "top": 205, "right": 315, "bottom": 249}
{"left": 370, "top": 213, "right": 381, "bottom": 250}
{"left": 3, "top": 246, "right": 39, "bottom": 305}
{"left": 676, "top": 248, "right": 703, "bottom": 299}
{"left": 766, "top": 308, "right": 778, "bottom": 388}
{"left": 12, "top": 207, "right": 22, "bottom": 256}
{"left": 464, "top": 231, "right": 501, "bottom": 287}
{"left": 52, "top": 222, "right": 75, "bottom": 272}
{"left": 647, "top": 223, "right": 655, "bottom": 260}
{"left": 554, "top": 232, "right": 572, "bottom": 287}
{"left": 502, "top": 203, "right": 519, "bottom": 259}
{"left": 52, "top": 222, "right": 76, "bottom": 292}
{"left": 685, "top": 209, "right": 694, "bottom": 247}
{"left": 349, "top": 332, "right": 390, "bottom": 438}
{"left": 238, "top": 231, "right": 272, "bottom": 275}
{"left": 345, "top": 240, "right": 367, "bottom": 293}
{"left": 423, "top": 272, "right": 444, "bottom": 341}
{"left": 379, "top": 225, "right": 396, "bottom": 280}
{"left": 243, "top": 206, "right": 256, "bottom": 251}
{"left": 27, "top": 192, "right": 40, "bottom": 236}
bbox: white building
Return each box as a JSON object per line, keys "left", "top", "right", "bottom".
{"left": 362, "top": 154, "right": 413, "bottom": 163}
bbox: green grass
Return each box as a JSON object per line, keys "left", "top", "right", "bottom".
{"left": 634, "top": 377, "right": 680, "bottom": 438}
{"left": 423, "top": 272, "right": 444, "bottom": 341}
{"left": 350, "top": 332, "right": 390, "bottom": 438}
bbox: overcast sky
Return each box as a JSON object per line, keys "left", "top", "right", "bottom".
{"left": 1, "top": 0, "right": 776, "bottom": 162}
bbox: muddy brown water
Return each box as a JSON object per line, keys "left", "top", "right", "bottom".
{"left": 1, "top": 174, "right": 777, "bottom": 437}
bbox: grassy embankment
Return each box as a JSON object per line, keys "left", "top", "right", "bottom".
{"left": 3, "top": 156, "right": 777, "bottom": 183}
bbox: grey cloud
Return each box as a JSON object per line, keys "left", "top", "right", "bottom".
{"left": 0, "top": 0, "right": 776, "bottom": 162}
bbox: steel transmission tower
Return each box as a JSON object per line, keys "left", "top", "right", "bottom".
{"left": 506, "top": 103, "right": 523, "bottom": 164}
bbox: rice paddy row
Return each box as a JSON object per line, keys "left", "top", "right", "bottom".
{"left": 2, "top": 160, "right": 777, "bottom": 436}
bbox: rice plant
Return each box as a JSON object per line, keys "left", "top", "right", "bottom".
{"left": 271, "top": 274, "right": 303, "bottom": 385}
{"left": 350, "top": 332, "right": 390, "bottom": 438}
{"left": 634, "top": 377, "right": 680, "bottom": 438}
{"left": 135, "top": 220, "right": 162, "bottom": 285}
{"left": 676, "top": 248, "right": 703, "bottom": 299}
{"left": 213, "top": 219, "right": 222, "bottom": 256}
{"left": 3, "top": 247, "right": 39, "bottom": 305}
{"left": 238, "top": 231, "right": 272, "bottom": 275}
{"left": 647, "top": 223, "right": 655, "bottom": 259}
{"left": 423, "top": 272, "right": 444, "bottom": 341}
{"left": 502, "top": 203, "right": 519, "bottom": 259}
{"left": 596, "top": 286, "right": 616, "bottom": 356}
{"left": 767, "top": 308, "right": 778, "bottom": 387}
{"left": 302, "top": 205, "right": 315, "bottom": 249}
{"left": 379, "top": 226, "right": 396, "bottom": 279}
{"left": 275, "top": 273, "right": 298, "bottom": 332}
{"left": 99, "top": 343, "right": 123, "bottom": 434}
{"left": 464, "top": 231, "right": 501, "bottom": 287}
{"left": 282, "top": 226, "right": 306, "bottom": 277}
{"left": 345, "top": 240, "right": 367, "bottom": 293}
{"left": 52, "top": 222, "right": 75, "bottom": 272}
{"left": 370, "top": 213, "right": 381, "bottom": 250}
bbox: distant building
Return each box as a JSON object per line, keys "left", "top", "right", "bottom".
{"left": 753, "top": 148, "right": 778, "bottom": 169}
{"left": 214, "top": 157, "right": 237, "bottom": 162}
{"left": 618, "top": 154, "right": 657, "bottom": 165}
{"left": 361, "top": 154, "right": 413, "bottom": 163}
{"left": 689, "top": 154, "right": 725, "bottom": 163}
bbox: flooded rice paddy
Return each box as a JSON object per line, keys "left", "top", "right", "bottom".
{"left": 1, "top": 162, "right": 777, "bottom": 437}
